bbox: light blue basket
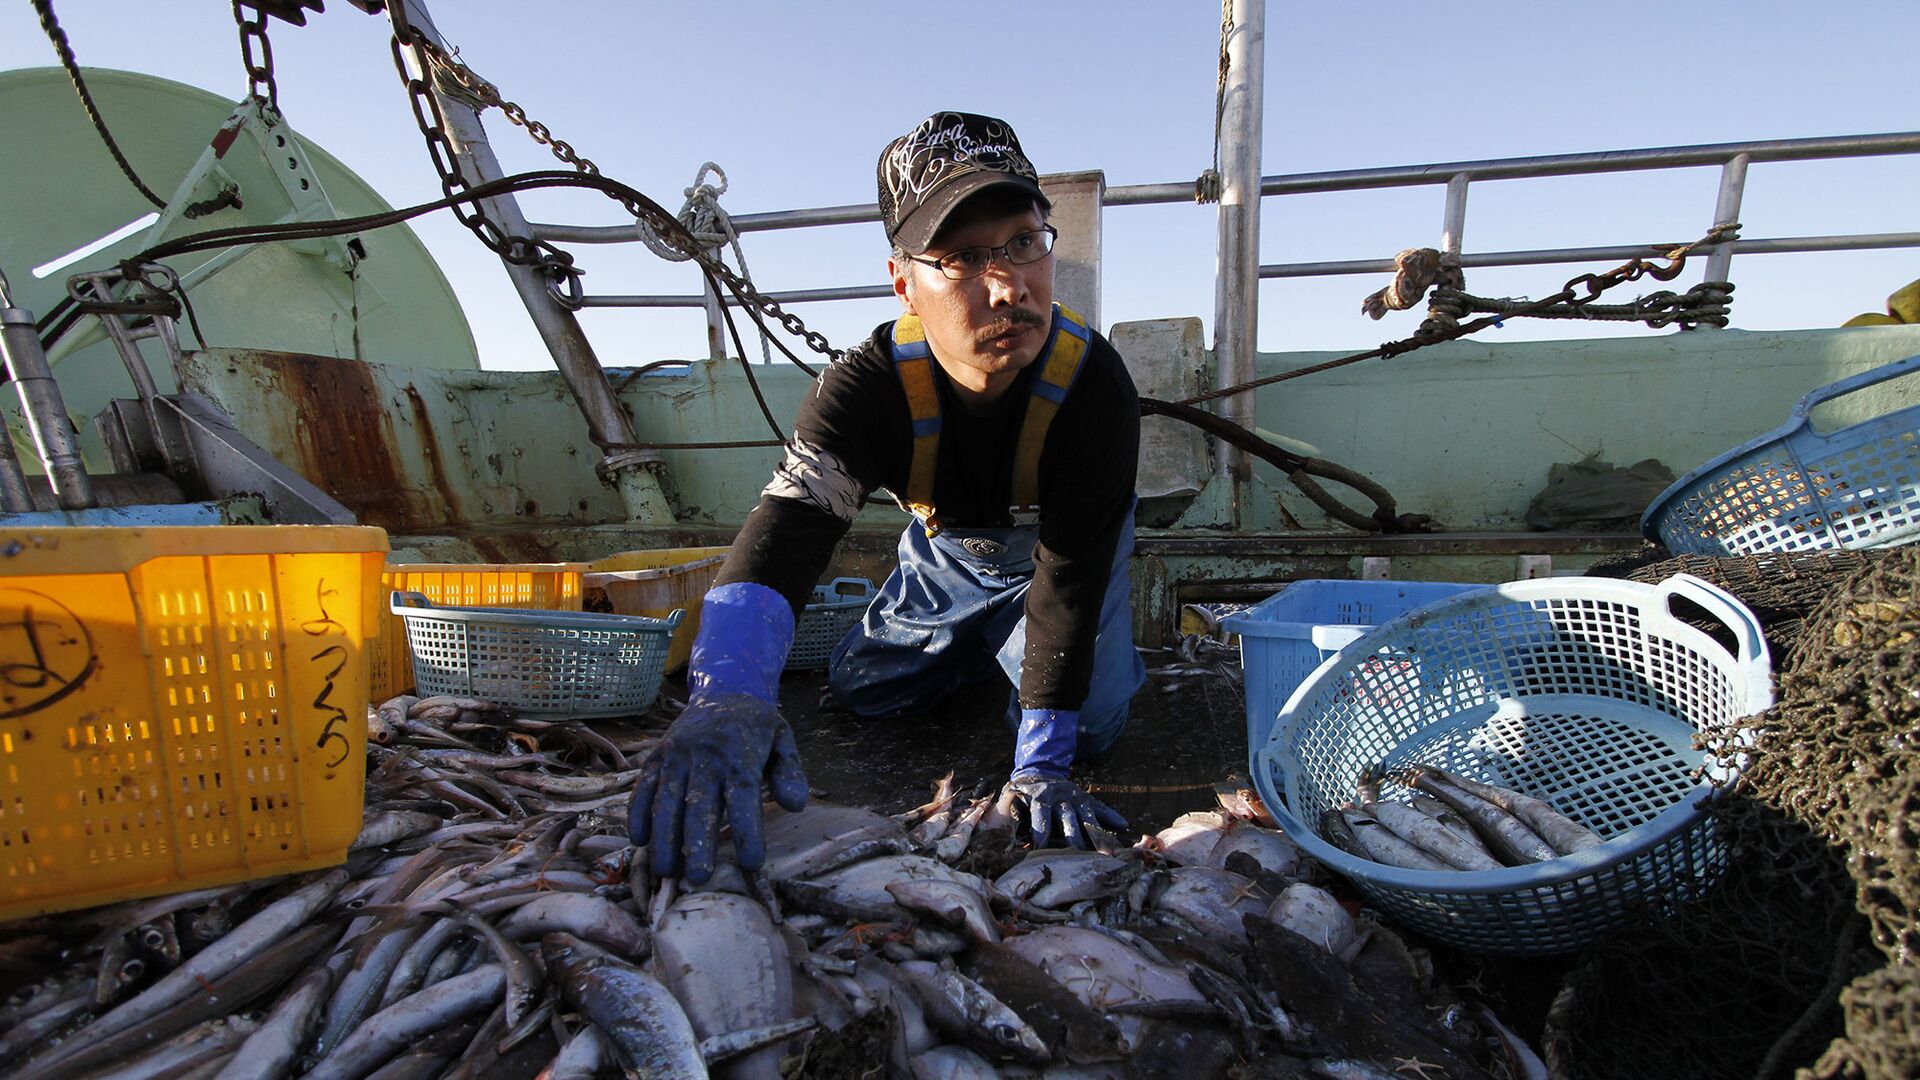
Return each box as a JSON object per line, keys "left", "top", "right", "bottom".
{"left": 785, "top": 577, "right": 874, "bottom": 671}
{"left": 1643, "top": 353, "right": 1920, "bottom": 556}
{"left": 1222, "top": 579, "right": 1485, "bottom": 771}
{"left": 393, "top": 592, "right": 684, "bottom": 718}
{"left": 1252, "top": 574, "right": 1773, "bottom": 956}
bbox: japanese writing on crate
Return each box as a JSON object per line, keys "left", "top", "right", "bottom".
{"left": 301, "top": 579, "right": 353, "bottom": 769}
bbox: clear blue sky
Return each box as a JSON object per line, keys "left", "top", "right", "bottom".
{"left": 4, "top": 2, "right": 1917, "bottom": 371}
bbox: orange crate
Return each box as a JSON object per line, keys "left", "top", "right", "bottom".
{"left": 0, "top": 526, "right": 388, "bottom": 921}
{"left": 371, "top": 563, "right": 586, "bottom": 700}
{"left": 586, "top": 546, "right": 729, "bottom": 672}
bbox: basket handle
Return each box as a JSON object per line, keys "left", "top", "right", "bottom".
{"left": 826, "top": 577, "right": 873, "bottom": 599}
{"left": 390, "top": 590, "right": 434, "bottom": 614}
{"left": 1791, "top": 353, "right": 1920, "bottom": 428}
{"left": 1646, "top": 573, "right": 1775, "bottom": 710}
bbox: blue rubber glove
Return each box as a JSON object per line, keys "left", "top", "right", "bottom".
{"left": 629, "top": 583, "right": 808, "bottom": 883}
{"left": 1007, "top": 708, "right": 1128, "bottom": 849}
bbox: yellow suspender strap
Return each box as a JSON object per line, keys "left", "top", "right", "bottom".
{"left": 1008, "top": 305, "right": 1091, "bottom": 525}
{"left": 889, "top": 314, "right": 943, "bottom": 532}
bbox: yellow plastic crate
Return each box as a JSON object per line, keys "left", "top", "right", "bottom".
{"left": 0, "top": 526, "right": 388, "bottom": 921}
{"left": 372, "top": 563, "right": 586, "bottom": 700}
{"left": 586, "top": 546, "right": 729, "bottom": 672}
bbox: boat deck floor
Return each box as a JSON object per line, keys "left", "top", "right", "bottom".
{"left": 662, "top": 648, "right": 1250, "bottom": 837}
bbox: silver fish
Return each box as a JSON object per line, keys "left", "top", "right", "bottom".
{"left": 1152, "top": 867, "right": 1268, "bottom": 943}
{"left": 1428, "top": 767, "right": 1604, "bottom": 855}
{"left": 1338, "top": 808, "right": 1452, "bottom": 872}
{"left": 1266, "top": 882, "right": 1358, "bottom": 957}
{"left": 908, "top": 1044, "right": 1000, "bottom": 1079}
{"left": 1405, "top": 769, "right": 1558, "bottom": 865}
{"left": 21, "top": 870, "right": 348, "bottom": 1073}
{"left": 303, "top": 965, "right": 506, "bottom": 1080}
{"left": 538, "top": 1024, "right": 612, "bottom": 1080}
{"left": 543, "top": 933, "right": 707, "bottom": 1079}
{"left": 651, "top": 892, "right": 794, "bottom": 1080}
{"left": 896, "top": 960, "right": 1050, "bottom": 1065}
{"left": 496, "top": 892, "right": 651, "bottom": 958}
{"left": 992, "top": 851, "right": 1135, "bottom": 909}
{"left": 214, "top": 959, "right": 339, "bottom": 1080}
{"left": 886, "top": 879, "right": 1003, "bottom": 944}
{"left": 1362, "top": 801, "right": 1503, "bottom": 871}
{"left": 1408, "top": 792, "right": 1495, "bottom": 855}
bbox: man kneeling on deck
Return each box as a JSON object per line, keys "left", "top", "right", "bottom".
{"left": 629, "top": 111, "right": 1145, "bottom": 883}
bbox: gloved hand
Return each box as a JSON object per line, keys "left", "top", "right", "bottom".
{"left": 629, "top": 582, "right": 807, "bottom": 883}
{"left": 629, "top": 691, "right": 808, "bottom": 882}
{"left": 1006, "top": 707, "right": 1128, "bottom": 848}
{"left": 1006, "top": 772, "right": 1127, "bottom": 849}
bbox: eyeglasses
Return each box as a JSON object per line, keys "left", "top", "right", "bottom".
{"left": 910, "top": 225, "right": 1058, "bottom": 280}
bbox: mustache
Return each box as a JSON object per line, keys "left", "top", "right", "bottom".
{"left": 977, "top": 308, "right": 1048, "bottom": 339}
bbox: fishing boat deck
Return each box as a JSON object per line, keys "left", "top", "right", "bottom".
{"left": 655, "top": 645, "right": 1251, "bottom": 837}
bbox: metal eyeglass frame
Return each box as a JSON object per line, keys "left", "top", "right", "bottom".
{"left": 909, "top": 225, "right": 1059, "bottom": 280}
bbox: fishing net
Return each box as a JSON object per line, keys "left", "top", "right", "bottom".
{"left": 1550, "top": 545, "right": 1919, "bottom": 1079}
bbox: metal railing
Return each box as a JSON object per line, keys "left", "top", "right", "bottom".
{"left": 530, "top": 130, "right": 1920, "bottom": 313}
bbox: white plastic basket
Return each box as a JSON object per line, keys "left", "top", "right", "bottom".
{"left": 1643, "top": 353, "right": 1920, "bottom": 555}
{"left": 785, "top": 577, "right": 874, "bottom": 671}
{"left": 392, "top": 591, "right": 684, "bottom": 718}
{"left": 1253, "top": 574, "right": 1773, "bottom": 956}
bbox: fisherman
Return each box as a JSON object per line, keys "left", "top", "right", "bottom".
{"left": 629, "top": 111, "right": 1145, "bottom": 883}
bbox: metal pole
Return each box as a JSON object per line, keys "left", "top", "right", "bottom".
{"left": 1702, "top": 152, "right": 1750, "bottom": 294}
{"left": 700, "top": 251, "right": 729, "bottom": 363}
{"left": 396, "top": 0, "right": 673, "bottom": 525}
{"left": 1441, "top": 174, "right": 1470, "bottom": 256}
{"left": 1212, "top": 0, "right": 1266, "bottom": 526}
{"left": 0, "top": 305, "right": 93, "bottom": 510}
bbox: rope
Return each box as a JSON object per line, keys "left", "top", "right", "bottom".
{"left": 32, "top": 0, "right": 169, "bottom": 210}
{"left": 1361, "top": 248, "right": 1463, "bottom": 320}
{"left": 634, "top": 162, "right": 778, "bottom": 372}
{"left": 1196, "top": 0, "right": 1233, "bottom": 203}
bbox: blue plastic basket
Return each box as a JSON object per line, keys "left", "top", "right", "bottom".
{"left": 1222, "top": 580, "right": 1485, "bottom": 769}
{"left": 1643, "top": 353, "right": 1920, "bottom": 556}
{"left": 1252, "top": 574, "right": 1774, "bottom": 956}
{"left": 785, "top": 577, "right": 874, "bottom": 671}
{"left": 392, "top": 592, "right": 683, "bottom": 718}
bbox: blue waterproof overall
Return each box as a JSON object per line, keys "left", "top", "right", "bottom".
{"left": 825, "top": 306, "right": 1146, "bottom": 756}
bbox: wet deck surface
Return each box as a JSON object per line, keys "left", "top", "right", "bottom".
{"left": 733, "top": 645, "right": 1251, "bottom": 836}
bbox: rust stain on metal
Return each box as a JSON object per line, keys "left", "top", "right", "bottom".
{"left": 403, "top": 387, "right": 467, "bottom": 527}
{"left": 258, "top": 353, "right": 414, "bottom": 530}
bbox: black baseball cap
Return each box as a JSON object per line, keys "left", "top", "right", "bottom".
{"left": 877, "top": 111, "right": 1051, "bottom": 256}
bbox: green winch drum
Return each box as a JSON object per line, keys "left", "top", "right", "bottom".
{"left": 392, "top": 591, "right": 683, "bottom": 718}
{"left": 1253, "top": 574, "right": 1774, "bottom": 956}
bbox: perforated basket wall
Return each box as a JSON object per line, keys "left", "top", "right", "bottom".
{"left": 371, "top": 563, "right": 585, "bottom": 700}
{"left": 1253, "top": 574, "right": 1774, "bottom": 956}
{"left": 392, "top": 594, "right": 682, "bottom": 718}
{"left": 1644, "top": 354, "right": 1920, "bottom": 556}
{"left": 0, "top": 526, "right": 388, "bottom": 921}
{"left": 785, "top": 578, "right": 874, "bottom": 672}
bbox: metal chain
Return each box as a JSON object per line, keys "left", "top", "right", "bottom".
{"left": 32, "top": 0, "right": 168, "bottom": 210}
{"left": 232, "top": 2, "right": 279, "bottom": 112}
{"left": 1178, "top": 224, "right": 1741, "bottom": 406}
{"left": 403, "top": 35, "right": 842, "bottom": 361}
{"left": 386, "top": 23, "right": 584, "bottom": 305}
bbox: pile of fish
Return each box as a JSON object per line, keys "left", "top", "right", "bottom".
{"left": 1325, "top": 767, "right": 1604, "bottom": 873}
{"left": 0, "top": 694, "right": 1551, "bottom": 1079}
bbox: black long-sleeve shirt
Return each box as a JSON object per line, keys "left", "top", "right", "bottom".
{"left": 716, "top": 316, "right": 1140, "bottom": 710}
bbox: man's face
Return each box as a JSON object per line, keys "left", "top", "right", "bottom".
{"left": 889, "top": 200, "right": 1054, "bottom": 397}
